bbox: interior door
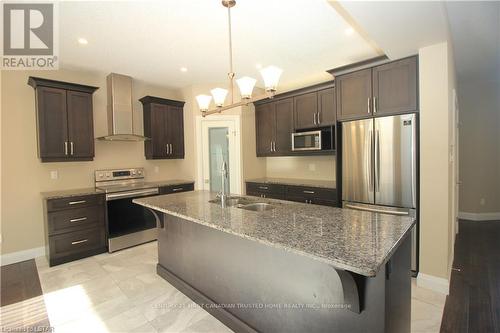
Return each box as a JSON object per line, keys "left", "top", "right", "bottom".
{"left": 201, "top": 119, "right": 241, "bottom": 194}
{"left": 274, "top": 98, "right": 293, "bottom": 154}
{"left": 374, "top": 114, "right": 416, "bottom": 208}
{"left": 255, "top": 103, "right": 275, "bottom": 156}
{"left": 67, "top": 91, "right": 94, "bottom": 158}
{"left": 342, "top": 119, "right": 374, "bottom": 204}
{"left": 37, "top": 86, "right": 68, "bottom": 159}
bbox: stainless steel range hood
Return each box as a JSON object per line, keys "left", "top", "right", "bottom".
{"left": 97, "top": 73, "right": 149, "bottom": 141}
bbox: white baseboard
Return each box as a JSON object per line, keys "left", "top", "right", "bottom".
{"left": 0, "top": 246, "right": 46, "bottom": 266}
{"left": 416, "top": 273, "right": 449, "bottom": 295}
{"left": 458, "top": 211, "right": 500, "bottom": 221}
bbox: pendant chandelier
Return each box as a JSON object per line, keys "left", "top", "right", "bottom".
{"left": 196, "top": 0, "right": 283, "bottom": 116}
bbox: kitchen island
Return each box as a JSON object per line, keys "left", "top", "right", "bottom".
{"left": 134, "top": 191, "right": 416, "bottom": 333}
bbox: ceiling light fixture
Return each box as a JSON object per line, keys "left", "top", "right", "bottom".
{"left": 196, "top": 0, "right": 282, "bottom": 116}
{"left": 180, "top": 67, "right": 188, "bottom": 72}
{"left": 78, "top": 38, "right": 88, "bottom": 45}
{"left": 344, "top": 27, "right": 354, "bottom": 36}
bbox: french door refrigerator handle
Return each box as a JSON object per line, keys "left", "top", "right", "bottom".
{"left": 368, "top": 129, "right": 374, "bottom": 192}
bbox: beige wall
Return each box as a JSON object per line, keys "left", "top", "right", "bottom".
{"left": 418, "top": 42, "right": 454, "bottom": 280}
{"left": 1, "top": 69, "right": 195, "bottom": 255}
{"left": 458, "top": 79, "right": 500, "bottom": 214}
{"left": 266, "top": 156, "right": 336, "bottom": 181}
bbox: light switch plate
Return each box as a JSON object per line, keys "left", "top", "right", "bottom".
{"left": 50, "top": 171, "right": 58, "bottom": 179}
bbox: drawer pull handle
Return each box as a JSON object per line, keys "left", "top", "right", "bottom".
{"left": 303, "top": 190, "right": 315, "bottom": 194}
{"left": 71, "top": 239, "right": 88, "bottom": 245}
{"left": 69, "top": 217, "right": 87, "bottom": 223}
{"left": 258, "top": 186, "right": 269, "bottom": 190}
{"left": 172, "top": 188, "right": 183, "bottom": 192}
{"left": 69, "top": 200, "right": 86, "bottom": 205}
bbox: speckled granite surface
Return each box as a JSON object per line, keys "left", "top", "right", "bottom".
{"left": 146, "top": 180, "right": 194, "bottom": 187}
{"left": 134, "top": 190, "right": 415, "bottom": 277}
{"left": 41, "top": 188, "right": 104, "bottom": 200}
{"left": 246, "top": 177, "right": 336, "bottom": 189}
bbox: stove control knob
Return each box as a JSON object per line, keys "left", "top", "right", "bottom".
{"left": 138, "top": 170, "right": 143, "bottom": 175}
{"left": 98, "top": 173, "right": 104, "bottom": 178}
{"left": 131, "top": 171, "right": 136, "bottom": 175}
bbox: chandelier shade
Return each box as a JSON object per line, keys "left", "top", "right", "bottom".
{"left": 211, "top": 88, "right": 229, "bottom": 107}
{"left": 236, "top": 77, "right": 257, "bottom": 99}
{"left": 195, "top": 94, "right": 212, "bottom": 112}
{"left": 260, "top": 66, "right": 283, "bottom": 92}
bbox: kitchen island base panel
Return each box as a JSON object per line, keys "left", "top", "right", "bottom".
{"left": 156, "top": 213, "right": 411, "bottom": 333}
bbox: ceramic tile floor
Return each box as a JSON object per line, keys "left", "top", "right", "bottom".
{"left": 35, "top": 242, "right": 445, "bottom": 333}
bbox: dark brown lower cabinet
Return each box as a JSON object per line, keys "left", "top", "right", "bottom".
{"left": 245, "top": 182, "right": 337, "bottom": 207}
{"left": 159, "top": 183, "right": 194, "bottom": 195}
{"left": 44, "top": 193, "right": 107, "bottom": 266}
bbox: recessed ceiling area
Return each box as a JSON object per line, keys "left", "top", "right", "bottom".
{"left": 59, "top": 0, "right": 380, "bottom": 90}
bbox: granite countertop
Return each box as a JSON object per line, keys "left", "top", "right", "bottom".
{"left": 146, "top": 179, "right": 195, "bottom": 187}
{"left": 246, "top": 177, "right": 336, "bottom": 189}
{"left": 41, "top": 187, "right": 104, "bottom": 200}
{"left": 134, "top": 190, "right": 415, "bottom": 277}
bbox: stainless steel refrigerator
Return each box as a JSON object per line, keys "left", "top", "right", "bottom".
{"left": 342, "top": 114, "right": 418, "bottom": 272}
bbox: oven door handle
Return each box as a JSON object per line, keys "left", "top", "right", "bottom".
{"left": 106, "top": 188, "right": 159, "bottom": 201}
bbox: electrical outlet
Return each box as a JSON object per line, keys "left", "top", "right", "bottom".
{"left": 154, "top": 166, "right": 159, "bottom": 173}
{"left": 480, "top": 198, "right": 486, "bottom": 206}
{"left": 50, "top": 171, "right": 58, "bottom": 179}
{"left": 308, "top": 164, "right": 316, "bottom": 171}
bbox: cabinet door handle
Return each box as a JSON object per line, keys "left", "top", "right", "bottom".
{"left": 273, "top": 141, "right": 276, "bottom": 152}
{"left": 373, "top": 97, "right": 377, "bottom": 114}
{"left": 71, "top": 239, "right": 88, "bottom": 245}
{"left": 367, "top": 97, "right": 371, "bottom": 114}
{"left": 166, "top": 145, "right": 170, "bottom": 155}
{"left": 172, "top": 188, "right": 183, "bottom": 192}
{"left": 258, "top": 186, "right": 269, "bottom": 190}
{"left": 69, "top": 217, "right": 87, "bottom": 223}
{"left": 68, "top": 200, "right": 86, "bottom": 205}
{"left": 64, "top": 142, "right": 68, "bottom": 156}
{"left": 70, "top": 142, "right": 74, "bottom": 155}
{"left": 170, "top": 144, "right": 173, "bottom": 155}
{"left": 303, "top": 190, "right": 315, "bottom": 194}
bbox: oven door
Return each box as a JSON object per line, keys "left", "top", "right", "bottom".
{"left": 106, "top": 188, "right": 159, "bottom": 251}
{"left": 292, "top": 130, "right": 321, "bottom": 151}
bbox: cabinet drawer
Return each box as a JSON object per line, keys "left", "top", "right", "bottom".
{"left": 160, "top": 183, "right": 194, "bottom": 195}
{"left": 286, "top": 185, "right": 336, "bottom": 201}
{"left": 246, "top": 183, "right": 285, "bottom": 195}
{"left": 286, "top": 195, "right": 337, "bottom": 207}
{"left": 49, "top": 227, "right": 106, "bottom": 261}
{"left": 47, "top": 194, "right": 104, "bottom": 212}
{"left": 48, "top": 206, "right": 105, "bottom": 235}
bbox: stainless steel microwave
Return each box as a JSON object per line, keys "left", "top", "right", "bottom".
{"left": 292, "top": 130, "right": 332, "bottom": 151}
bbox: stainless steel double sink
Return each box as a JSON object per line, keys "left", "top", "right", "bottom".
{"left": 209, "top": 197, "right": 276, "bottom": 212}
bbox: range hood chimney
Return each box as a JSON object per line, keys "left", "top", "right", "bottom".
{"left": 97, "top": 73, "right": 149, "bottom": 141}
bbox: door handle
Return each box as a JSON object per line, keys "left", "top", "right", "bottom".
{"left": 71, "top": 239, "right": 88, "bottom": 245}
{"left": 258, "top": 186, "right": 269, "bottom": 190}
{"left": 273, "top": 141, "right": 276, "bottom": 152}
{"left": 169, "top": 144, "right": 173, "bottom": 155}
{"left": 270, "top": 141, "right": 273, "bottom": 152}
{"left": 172, "top": 187, "right": 184, "bottom": 192}
{"left": 70, "top": 142, "right": 74, "bottom": 155}
{"left": 313, "top": 113, "right": 317, "bottom": 125}
{"left": 303, "top": 190, "right": 315, "bottom": 194}
{"left": 317, "top": 112, "right": 321, "bottom": 125}
{"left": 373, "top": 97, "right": 377, "bottom": 114}
{"left": 64, "top": 141, "right": 68, "bottom": 156}
{"left": 68, "top": 200, "right": 86, "bottom": 205}
{"left": 375, "top": 130, "right": 380, "bottom": 192}
{"left": 69, "top": 217, "right": 87, "bottom": 223}
{"left": 367, "top": 97, "right": 371, "bottom": 114}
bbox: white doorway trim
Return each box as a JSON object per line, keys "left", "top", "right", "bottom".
{"left": 195, "top": 114, "right": 242, "bottom": 195}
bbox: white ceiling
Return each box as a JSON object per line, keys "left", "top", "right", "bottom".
{"left": 445, "top": 1, "right": 500, "bottom": 82}
{"left": 335, "top": 1, "right": 449, "bottom": 60}
{"left": 59, "top": 0, "right": 379, "bottom": 90}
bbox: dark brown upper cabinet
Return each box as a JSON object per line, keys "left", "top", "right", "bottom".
{"left": 140, "top": 96, "right": 185, "bottom": 160}
{"left": 336, "top": 68, "right": 372, "bottom": 121}
{"left": 28, "top": 77, "right": 98, "bottom": 162}
{"left": 293, "top": 87, "right": 336, "bottom": 130}
{"left": 255, "top": 97, "right": 293, "bottom": 157}
{"left": 294, "top": 92, "right": 317, "bottom": 129}
{"left": 336, "top": 56, "right": 418, "bottom": 121}
{"left": 372, "top": 56, "right": 417, "bottom": 116}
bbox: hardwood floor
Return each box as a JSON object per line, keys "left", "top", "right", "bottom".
{"left": 0, "top": 259, "right": 50, "bottom": 330}
{"left": 441, "top": 220, "right": 500, "bottom": 333}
